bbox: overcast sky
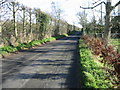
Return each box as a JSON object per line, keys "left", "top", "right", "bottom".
{"left": 16, "top": 0, "right": 120, "bottom": 27}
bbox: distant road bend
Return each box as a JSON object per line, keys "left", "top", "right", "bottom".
{"left": 2, "top": 32, "right": 80, "bottom": 88}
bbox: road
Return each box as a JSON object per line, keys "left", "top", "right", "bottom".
{"left": 2, "top": 32, "right": 80, "bottom": 89}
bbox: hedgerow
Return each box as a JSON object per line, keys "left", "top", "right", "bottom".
{"left": 0, "top": 34, "right": 69, "bottom": 57}
{"left": 79, "top": 39, "right": 113, "bottom": 88}
{"left": 81, "top": 35, "right": 120, "bottom": 88}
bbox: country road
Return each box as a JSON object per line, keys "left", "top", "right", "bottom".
{"left": 1, "top": 32, "right": 80, "bottom": 89}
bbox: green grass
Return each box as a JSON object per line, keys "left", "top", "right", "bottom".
{"left": 111, "top": 39, "right": 120, "bottom": 46}
{"left": 110, "top": 38, "right": 120, "bottom": 53}
{"left": 79, "top": 39, "right": 113, "bottom": 88}
{"left": 1, "top": 46, "right": 17, "bottom": 53}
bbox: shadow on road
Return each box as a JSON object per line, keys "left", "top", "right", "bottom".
{"left": 2, "top": 32, "right": 81, "bottom": 88}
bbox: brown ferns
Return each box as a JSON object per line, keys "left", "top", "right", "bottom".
{"left": 81, "top": 35, "right": 120, "bottom": 77}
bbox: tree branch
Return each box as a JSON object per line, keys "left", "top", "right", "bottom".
{"left": 112, "top": 1, "right": 120, "bottom": 10}
{"left": 80, "top": 1, "right": 106, "bottom": 9}
{"left": 6, "top": 3, "right": 13, "bottom": 11}
{"left": 0, "top": 0, "right": 7, "bottom": 5}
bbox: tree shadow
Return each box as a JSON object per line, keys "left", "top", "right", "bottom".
{"left": 2, "top": 32, "right": 81, "bottom": 88}
{"left": 29, "top": 63, "right": 71, "bottom": 67}
{"left": 15, "top": 73, "right": 67, "bottom": 80}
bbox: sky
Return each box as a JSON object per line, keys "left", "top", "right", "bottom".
{"left": 16, "top": 0, "right": 120, "bottom": 28}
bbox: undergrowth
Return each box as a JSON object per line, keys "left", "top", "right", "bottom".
{"left": 0, "top": 32, "right": 77, "bottom": 57}
{"left": 79, "top": 39, "right": 113, "bottom": 88}
{"left": 0, "top": 35, "right": 67, "bottom": 56}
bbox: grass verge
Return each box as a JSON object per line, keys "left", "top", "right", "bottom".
{"left": 0, "top": 33, "right": 74, "bottom": 57}
{"left": 79, "top": 39, "right": 113, "bottom": 88}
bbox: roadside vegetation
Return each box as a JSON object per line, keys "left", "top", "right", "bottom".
{"left": 0, "top": 34, "right": 67, "bottom": 57}
{"left": 79, "top": 39, "right": 113, "bottom": 88}
{"left": 0, "top": 1, "right": 80, "bottom": 58}
{"left": 79, "top": 34, "right": 120, "bottom": 88}
{"left": 0, "top": 31, "right": 76, "bottom": 57}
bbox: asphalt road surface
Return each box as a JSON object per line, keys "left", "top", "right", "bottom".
{"left": 1, "top": 32, "right": 80, "bottom": 89}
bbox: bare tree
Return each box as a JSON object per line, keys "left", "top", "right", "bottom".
{"left": 0, "top": 0, "right": 7, "bottom": 5}
{"left": 77, "top": 10, "right": 88, "bottom": 35}
{"left": 103, "top": 0, "right": 120, "bottom": 45}
{"left": 0, "top": 0, "right": 7, "bottom": 46}
{"left": 51, "top": 1, "right": 63, "bottom": 35}
{"left": 7, "top": 0, "right": 20, "bottom": 37}
{"left": 21, "top": 5, "right": 26, "bottom": 40}
{"left": 80, "top": 0, "right": 120, "bottom": 45}
{"left": 33, "top": 8, "right": 42, "bottom": 39}
{"left": 27, "top": 8, "right": 32, "bottom": 34}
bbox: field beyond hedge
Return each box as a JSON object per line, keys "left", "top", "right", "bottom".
{"left": 111, "top": 39, "right": 120, "bottom": 53}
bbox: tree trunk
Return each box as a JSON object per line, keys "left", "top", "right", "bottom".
{"left": 0, "top": 24, "right": 2, "bottom": 47}
{"left": 30, "top": 11, "right": 32, "bottom": 34}
{"left": 103, "top": 2, "right": 112, "bottom": 45}
{"left": 23, "top": 9, "right": 26, "bottom": 41}
{"left": 13, "top": 3, "right": 17, "bottom": 37}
